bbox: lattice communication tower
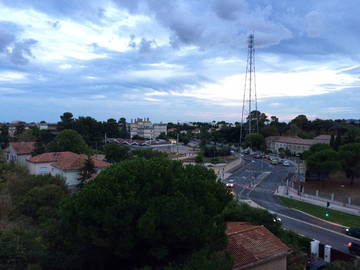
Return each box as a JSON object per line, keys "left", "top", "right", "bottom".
{"left": 240, "top": 34, "right": 259, "bottom": 147}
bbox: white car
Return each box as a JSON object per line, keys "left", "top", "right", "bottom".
{"left": 282, "top": 160, "right": 290, "bottom": 166}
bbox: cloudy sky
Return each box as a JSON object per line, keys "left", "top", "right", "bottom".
{"left": 1, "top": 0, "right": 360, "bottom": 123}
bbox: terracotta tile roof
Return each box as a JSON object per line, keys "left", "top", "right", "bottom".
{"left": 10, "top": 142, "right": 35, "bottom": 155}
{"left": 226, "top": 222, "right": 290, "bottom": 269}
{"left": 27, "top": 152, "right": 111, "bottom": 171}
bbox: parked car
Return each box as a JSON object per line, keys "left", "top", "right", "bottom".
{"left": 348, "top": 241, "right": 360, "bottom": 255}
{"left": 346, "top": 227, "right": 360, "bottom": 239}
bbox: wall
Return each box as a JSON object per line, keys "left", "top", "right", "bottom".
{"left": 240, "top": 256, "right": 287, "bottom": 270}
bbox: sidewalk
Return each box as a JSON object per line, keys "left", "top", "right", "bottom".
{"left": 275, "top": 185, "right": 360, "bottom": 216}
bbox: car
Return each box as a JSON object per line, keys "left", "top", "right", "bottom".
{"left": 271, "top": 159, "right": 279, "bottom": 165}
{"left": 345, "top": 227, "right": 360, "bottom": 239}
{"left": 348, "top": 241, "right": 360, "bottom": 255}
{"left": 282, "top": 160, "right": 290, "bottom": 166}
{"left": 226, "top": 179, "right": 235, "bottom": 188}
{"left": 272, "top": 216, "right": 282, "bottom": 223}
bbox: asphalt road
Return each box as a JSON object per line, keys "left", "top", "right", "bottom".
{"left": 226, "top": 155, "right": 358, "bottom": 254}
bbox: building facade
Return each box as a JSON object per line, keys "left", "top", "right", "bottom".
{"left": 3, "top": 142, "right": 35, "bottom": 166}
{"left": 129, "top": 118, "right": 167, "bottom": 139}
{"left": 266, "top": 135, "right": 331, "bottom": 155}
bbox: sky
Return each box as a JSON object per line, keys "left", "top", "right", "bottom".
{"left": 0, "top": 0, "right": 360, "bottom": 123}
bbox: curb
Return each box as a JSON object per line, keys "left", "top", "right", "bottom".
{"left": 275, "top": 194, "right": 349, "bottom": 229}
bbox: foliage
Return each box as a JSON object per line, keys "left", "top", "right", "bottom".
{"left": 57, "top": 158, "right": 232, "bottom": 270}
{"left": 11, "top": 184, "right": 67, "bottom": 224}
{"left": 203, "top": 145, "right": 230, "bottom": 158}
{"left": 16, "top": 129, "right": 36, "bottom": 142}
{"left": 0, "top": 229, "right": 46, "bottom": 270}
{"left": 195, "top": 152, "right": 204, "bottom": 163}
{"left": 119, "top": 117, "right": 128, "bottom": 139}
{"left": 58, "top": 112, "right": 75, "bottom": 131}
{"left": 0, "top": 125, "right": 9, "bottom": 148}
{"left": 104, "top": 118, "right": 120, "bottom": 138}
{"left": 104, "top": 143, "right": 130, "bottom": 163}
{"left": 339, "top": 143, "right": 360, "bottom": 184}
{"left": 222, "top": 201, "right": 282, "bottom": 236}
{"left": 324, "top": 260, "right": 360, "bottom": 270}
{"left": 47, "top": 129, "right": 90, "bottom": 154}
{"left": 78, "top": 155, "right": 96, "bottom": 187}
{"left": 244, "top": 133, "right": 266, "bottom": 151}
{"left": 304, "top": 146, "right": 340, "bottom": 180}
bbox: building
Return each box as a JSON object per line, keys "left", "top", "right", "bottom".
{"left": 3, "top": 142, "right": 35, "bottom": 165}
{"left": 27, "top": 152, "right": 110, "bottom": 187}
{"left": 266, "top": 135, "right": 331, "bottom": 155}
{"left": 226, "top": 222, "right": 290, "bottom": 270}
{"left": 129, "top": 118, "right": 167, "bottom": 139}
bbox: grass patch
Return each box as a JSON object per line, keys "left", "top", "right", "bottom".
{"left": 277, "top": 196, "right": 360, "bottom": 228}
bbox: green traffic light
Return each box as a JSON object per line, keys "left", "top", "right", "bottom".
{"left": 325, "top": 212, "right": 329, "bottom": 217}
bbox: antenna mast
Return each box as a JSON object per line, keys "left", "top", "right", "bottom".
{"left": 240, "top": 34, "right": 258, "bottom": 148}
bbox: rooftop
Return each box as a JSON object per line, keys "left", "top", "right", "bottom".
{"left": 226, "top": 222, "right": 290, "bottom": 269}
{"left": 27, "top": 152, "right": 111, "bottom": 171}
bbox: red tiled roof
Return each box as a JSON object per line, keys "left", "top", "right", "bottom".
{"left": 10, "top": 142, "right": 35, "bottom": 155}
{"left": 226, "top": 222, "right": 290, "bottom": 269}
{"left": 27, "top": 152, "right": 111, "bottom": 171}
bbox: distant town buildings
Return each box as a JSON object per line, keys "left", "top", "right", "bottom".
{"left": 266, "top": 135, "right": 331, "bottom": 154}
{"left": 129, "top": 118, "right": 167, "bottom": 139}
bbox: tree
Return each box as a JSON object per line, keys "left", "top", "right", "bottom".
{"left": 119, "top": 117, "right": 128, "bottom": 139}
{"left": 244, "top": 133, "right": 266, "bottom": 151}
{"left": 104, "top": 118, "right": 120, "bottom": 138}
{"left": 74, "top": 116, "right": 104, "bottom": 149}
{"left": 47, "top": 129, "right": 90, "bottom": 154}
{"left": 305, "top": 149, "right": 340, "bottom": 180}
{"left": 57, "top": 158, "right": 232, "bottom": 270}
{"left": 339, "top": 143, "right": 360, "bottom": 185}
{"left": 58, "top": 112, "right": 75, "bottom": 131}
{"left": 78, "top": 155, "right": 96, "bottom": 187}
{"left": 104, "top": 143, "right": 130, "bottom": 163}
{"left": 0, "top": 229, "right": 46, "bottom": 269}
{"left": 290, "top": 115, "right": 309, "bottom": 130}
{"left": 11, "top": 184, "right": 67, "bottom": 224}
{"left": 195, "top": 152, "right": 204, "bottom": 163}
{"left": 0, "top": 124, "right": 9, "bottom": 147}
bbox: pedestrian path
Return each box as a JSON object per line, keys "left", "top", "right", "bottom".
{"left": 275, "top": 186, "right": 360, "bottom": 216}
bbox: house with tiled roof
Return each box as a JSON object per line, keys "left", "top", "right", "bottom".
{"left": 27, "top": 152, "right": 110, "bottom": 187}
{"left": 3, "top": 142, "right": 35, "bottom": 166}
{"left": 226, "top": 222, "right": 290, "bottom": 270}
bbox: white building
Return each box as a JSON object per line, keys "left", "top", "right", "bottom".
{"left": 129, "top": 118, "right": 167, "bottom": 139}
{"left": 27, "top": 152, "right": 110, "bottom": 188}
{"left": 4, "top": 142, "right": 35, "bottom": 166}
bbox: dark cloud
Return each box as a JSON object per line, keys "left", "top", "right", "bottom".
{"left": 0, "top": 21, "right": 20, "bottom": 53}
{"left": 9, "top": 39, "right": 38, "bottom": 65}
{"left": 213, "top": 0, "right": 247, "bottom": 21}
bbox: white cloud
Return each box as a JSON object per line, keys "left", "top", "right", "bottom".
{"left": 0, "top": 71, "right": 27, "bottom": 82}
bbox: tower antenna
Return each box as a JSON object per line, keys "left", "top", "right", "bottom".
{"left": 240, "top": 33, "right": 258, "bottom": 149}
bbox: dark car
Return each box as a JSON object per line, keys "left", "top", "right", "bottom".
{"left": 348, "top": 241, "right": 360, "bottom": 255}
{"left": 345, "top": 227, "right": 360, "bottom": 239}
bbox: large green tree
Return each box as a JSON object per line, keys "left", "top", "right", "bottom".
{"left": 339, "top": 143, "right": 360, "bottom": 185}
{"left": 305, "top": 149, "right": 340, "bottom": 180}
{"left": 47, "top": 129, "right": 90, "bottom": 154}
{"left": 57, "top": 158, "right": 232, "bottom": 270}
{"left": 58, "top": 112, "right": 75, "bottom": 131}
